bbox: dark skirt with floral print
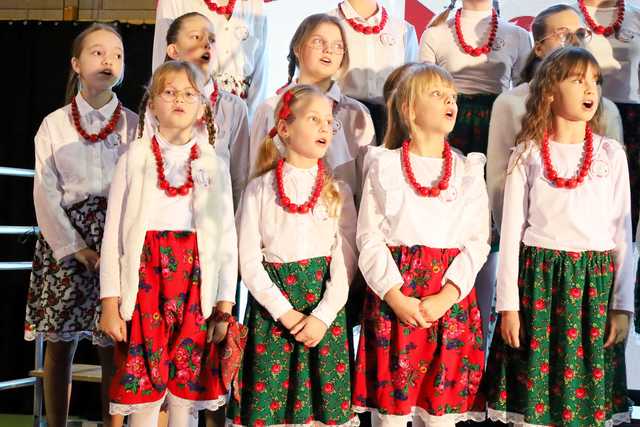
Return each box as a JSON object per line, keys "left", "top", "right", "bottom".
{"left": 485, "top": 245, "right": 631, "bottom": 427}
{"left": 24, "top": 195, "right": 108, "bottom": 344}
{"left": 227, "top": 256, "right": 357, "bottom": 427}
{"left": 352, "top": 245, "right": 486, "bottom": 423}
{"left": 109, "top": 231, "right": 226, "bottom": 415}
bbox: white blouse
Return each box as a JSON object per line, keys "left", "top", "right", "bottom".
{"left": 147, "top": 134, "right": 196, "bottom": 231}
{"left": 486, "top": 82, "right": 624, "bottom": 229}
{"left": 328, "top": 0, "right": 419, "bottom": 103}
{"left": 33, "top": 93, "right": 137, "bottom": 261}
{"left": 237, "top": 163, "right": 358, "bottom": 327}
{"left": 497, "top": 136, "right": 634, "bottom": 313}
{"left": 420, "top": 8, "right": 532, "bottom": 94}
{"left": 153, "top": 0, "right": 269, "bottom": 117}
{"left": 357, "top": 148, "right": 491, "bottom": 301}
{"left": 249, "top": 82, "right": 375, "bottom": 198}
{"left": 573, "top": 2, "right": 640, "bottom": 104}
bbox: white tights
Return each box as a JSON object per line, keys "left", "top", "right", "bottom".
{"left": 369, "top": 412, "right": 456, "bottom": 427}
{"left": 127, "top": 405, "right": 198, "bottom": 427}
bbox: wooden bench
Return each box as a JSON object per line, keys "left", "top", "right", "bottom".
{"left": 30, "top": 364, "right": 102, "bottom": 383}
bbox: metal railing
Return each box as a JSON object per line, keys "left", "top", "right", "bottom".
{"left": 0, "top": 166, "right": 44, "bottom": 427}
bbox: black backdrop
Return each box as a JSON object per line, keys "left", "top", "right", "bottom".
{"left": 0, "top": 20, "right": 154, "bottom": 417}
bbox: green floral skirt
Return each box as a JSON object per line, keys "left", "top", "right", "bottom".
{"left": 227, "top": 256, "right": 357, "bottom": 427}
{"left": 484, "top": 245, "right": 631, "bottom": 426}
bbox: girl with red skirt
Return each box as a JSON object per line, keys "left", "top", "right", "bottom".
{"left": 99, "top": 61, "right": 238, "bottom": 427}
{"left": 352, "top": 63, "right": 490, "bottom": 426}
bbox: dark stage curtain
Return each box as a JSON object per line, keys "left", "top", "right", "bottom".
{"left": 0, "top": 20, "right": 153, "bottom": 418}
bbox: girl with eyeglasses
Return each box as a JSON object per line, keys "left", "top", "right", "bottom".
{"left": 486, "top": 4, "right": 624, "bottom": 299}
{"left": 99, "top": 61, "right": 238, "bottom": 427}
{"left": 145, "top": 11, "right": 250, "bottom": 211}
{"left": 250, "top": 13, "right": 375, "bottom": 201}
{"left": 328, "top": 0, "right": 419, "bottom": 145}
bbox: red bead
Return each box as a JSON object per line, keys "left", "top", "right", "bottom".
{"left": 439, "top": 181, "right": 449, "bottom": 190}
{"left": 287, "top": 204, "right": 298, "bottom": 213}
{"left": 298, "top": 204, "right": 310, "bottom": 214}
{"left": 555, "top": 178, "right": 566, "bottom": 188}
{"left": 89, "top": 134, "right": 98, "bottom": 142}
{"left": 281, "top": 196, "right": 291, "bottom": 206}
{"left": 566, "top": 178, "right": 577, "bottom": 189}
{"left": 160, "top": 181, "right": 169, "bottom": 190}
{"left": 372, "top": 25, "right": 380, "bottom": 33}
{"left": 418, "top": 187, "right": 429, "bottom": 197}
{"left": 429, "top": 188, "right": 441, "bottom": 197}
{"left": 547, "top": 170, "right": 558, "bottom": 181}
{"left": 167, "top": 187, "right": 178, "bottom": 197}
{"left": 364, "top": 27, "right": 372, "bottom": 34}
{"left": 178, "top": 186, "right": 189, "bottom": 195}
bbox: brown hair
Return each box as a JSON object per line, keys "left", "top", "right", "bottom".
{"left": 383, "top": 62, "right": 422, "bottom": 104}
{"left": 384, "top": 63, "right": 456, "bottom": 150}
{"left": 516, "top": 46, "right": 603, "bottom": 147}
{"left": 429, "top": 0, "right": 500, "bottom": 28}
{"left": 137, "top": 60, "right": 216, "bottom": 146}
{"left": 164, "top": 12, "right": 215, "bottom": 62}
{"left": 284, "top": 13, "right": 350, "bottom": 87}
{"left": 254, "top": 84, "right": 342, "bottom": 217}
{"left": 65, "top": 23, "right": 123, "bottom": 104}
{"left": 519, "top": 4, "right": 577, "bottom": 84}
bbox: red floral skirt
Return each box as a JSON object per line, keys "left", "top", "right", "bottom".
{"left": 109, "top": 231, "right": 225, "bottom": 415}
{"left": 352, "top": 245, "right": 485, "bottom": 422}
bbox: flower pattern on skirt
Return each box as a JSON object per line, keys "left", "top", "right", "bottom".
{"left": 227, "top": 256, "right": 357, "bottom": 427}
{"left": 25, "top": 195, "right": 107, "bottom": 343}
{"left": 352, "top": 245, "right": 485, "bottom": 420}
{"left": 484, "top": 245, "right": 631, "bottom": 426}
{"left": 109, "top": 231, "right": 225, "bottom": 414}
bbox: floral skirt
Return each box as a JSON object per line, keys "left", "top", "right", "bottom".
{"left": 109, "top": 231, "right": 225, "bottom": 415}
{"left": 484, "top": 245, "right": 631, "bottom": 427}
{"left": 25, "top": 195, "right": 108, "bottom": 344}
{"left": 615, "top": 103, "right": 640, "bottom": 234}
{"left": 352, "top": 245, "right": 485, "bottom": 423}
{"left": 227, "top": 256, "right": 357, "bottom": 427}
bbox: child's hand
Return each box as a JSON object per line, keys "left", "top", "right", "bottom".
{"left": 279, "top": 309, "right": 306, "bottom": 331}
{"left": 207, "top": 301, "right": 233, "bottom": 344}
{"left": 500, "top": 310, "right": 523, "bottom": 349}
{"left": 290, "top": 315, "right": 328, "bottom": 347}
{"left": 384, "top": 287, "right": 429, "bottom": 328}
{"left": 604, "top": 310, "right": 630, "bottom": 348}
{"left": 74, "top": 248, "right": 99, "bottom": 272}
{"left": 419, "top": 282, "right": 460, "bottom": 323}
{"left": 207, "top": 318, "right": 230, "bottom": 344}
{"left": 99, "top": 297, "right": 127, "bottom": 342}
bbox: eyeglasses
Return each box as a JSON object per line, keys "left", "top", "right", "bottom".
{"left": 538, "top": 27, "right": 593, "bottom": 46}
{"left": 308, "top": 36, "right": 346, "bottom": 55}
{"left": 158, "top": 88, "right": 203, "bottom": 104}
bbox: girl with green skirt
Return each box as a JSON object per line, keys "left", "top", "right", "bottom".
{"left": 228, "top": 84, "right": 359, "bottom": 427}
{"left": 485, "top": 46, "right": 634, "bottom": 427}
